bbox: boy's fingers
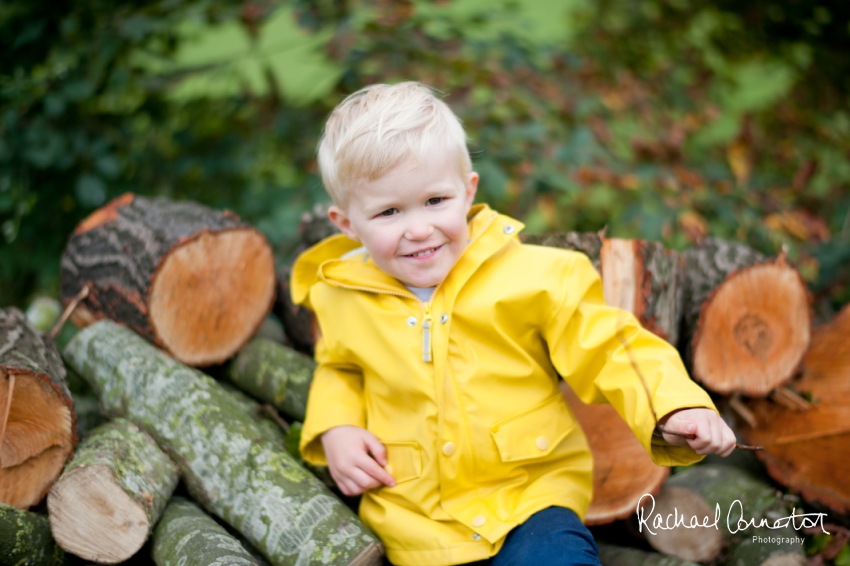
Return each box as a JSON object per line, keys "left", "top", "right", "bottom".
{"left": 350, "top": 467, "right": 383, "bottom": 492}
{"left": 363, "top": 435, "right": 388, "bottom": 467}
{"left": 358, "top": 455, "right": 396, "bottom": 487}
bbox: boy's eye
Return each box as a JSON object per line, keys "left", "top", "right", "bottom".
{"left": 427, "top": 197, "right": 443, "bottom": 205}
{"left": 380, "top": 208, "right": 397, "bottom": 217}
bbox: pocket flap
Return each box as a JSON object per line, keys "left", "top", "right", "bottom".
{"left": 383, "top": 441, "right": 423, "bottom": 484}
{"left": 490, "top": 395, "right": 576, "bottom": 462}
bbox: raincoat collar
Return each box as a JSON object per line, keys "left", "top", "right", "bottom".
{"left": 291, "top": 204, "right": 524, "bottom": 306}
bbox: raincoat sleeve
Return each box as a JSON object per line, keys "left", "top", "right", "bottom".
{"left": 543, "top": 252, "right": 717, "bottom": 467}
{"left": 298, "top": 335, "right": 367, "bottom": 466}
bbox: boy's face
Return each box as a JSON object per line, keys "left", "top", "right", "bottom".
{"left": 328, "top": 150, "right": 479, "bottom": 288}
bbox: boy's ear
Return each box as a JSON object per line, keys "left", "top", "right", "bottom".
{"left": 465, "top": 171, "right": 479, "bottom": 208}
{"left": 328, "top": 205, "right": 360, "bottom": 242}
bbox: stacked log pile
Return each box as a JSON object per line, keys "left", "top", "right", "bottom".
{"left": 2, "top": 194, "right": 848, "bottom": 565}
{"left": 518, "top": 232, "right": 845, "bottom": 562}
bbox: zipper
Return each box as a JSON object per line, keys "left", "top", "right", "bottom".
{"left": 422, "top": 303, "right": 432, "bottom": 362}
{"left": 326, "top": 211, "right": 501, "bottom": 365}
{"left": 417, "top": 211, "right": 499, "bottom": 363}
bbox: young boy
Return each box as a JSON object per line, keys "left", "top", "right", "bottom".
{"left": 291, "top": 82, "right": 737, "bottom": 566}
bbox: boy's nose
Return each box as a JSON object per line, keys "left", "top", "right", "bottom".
{"left": 404, "top": 219, "right": 434, "bottom": 241}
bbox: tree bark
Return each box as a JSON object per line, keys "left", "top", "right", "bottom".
{"left": 641, "top": 464, "right": 806, "bottom": 565}
{"left": 560, "top": 381, "right": 669, "bottom": 526}
{"left": 152, "top": 497, "right": 261, "bottom": 566}
{"left": 597, "top": 543, "right": 699, "bottom": 566}
{"left": 520, "top": 232, "right": 603, "bottom": 271}
{"left": 229, "top": 337, "right": 315, "bottom": 422}
{"left": 63, "top": 320, "right": 384, "bottom": 566}
{"left": 0, "top": 307, "right": 75, "bottom": 509}
{"left": 275, "top": 265, "right": 317, "bottom": 355}
{"left": 0, "top": 502, "right": 65, "bottom": 566}
{"left": 222, "top": 385, "right": 335, "bottom": 491}
{"left": 47, "top": 418, "right": 179, "bottom": 563}
{"left": 60, "top": 193, "right": 276, "bottom": 367}
{"left": 600, "top": 238, "right": 685, "bottom": 345}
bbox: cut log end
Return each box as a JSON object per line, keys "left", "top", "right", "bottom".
{"left": 643, "top": 485, "right": 723, "bottom": 562}
{"left": 692, "top": 260, "right": 810, "bottom": 396}
{"left": 762, "top": 555, "right": 807, "bottom": 566}
{"left": 150, "top": 228, "right": 276, "bottom": 366}
{"left": 799, "top": 303, "right": 850, "bottom": 393}
{"left": 0, "top": 371, "right": 74, "bottom": 509}
{"left": 48, "top": 465, "right": 149, "bottom": 563}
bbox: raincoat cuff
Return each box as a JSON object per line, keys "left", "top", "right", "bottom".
{"left": 644, "top": 404, "right": 716, "bottom": 467}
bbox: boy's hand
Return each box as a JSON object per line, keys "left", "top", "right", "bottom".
{"left": 658, "top": 408, "right": 737, "bottom": 457}
{"left": 321, "top": 425, "right": 397, "bottom": 496}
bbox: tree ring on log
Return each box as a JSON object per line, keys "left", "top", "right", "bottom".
{"left": 735, "top": 303, "right": 850, "bottom": 515}
{"left": 61, "top": 194, "right": 277, "bottom": 366}
{"left": 691, "top": 258, "right": 810, "bottom": 396}
{"left": 149, "top": 229, "right": 275, "bottom": 366}
{"left": 0, "top": 371, "right": 73, "bottom": 509}
{"left": 733, "top": 313, "right": 773, "bottom": 360}
{"left": 47, "top": 465, "right": 148, "bottom": 563}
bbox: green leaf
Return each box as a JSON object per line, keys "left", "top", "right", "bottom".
{"left": 75, "top": 173, "right": 106, "bottom": 208}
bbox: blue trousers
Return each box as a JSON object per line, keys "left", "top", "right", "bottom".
{"left": 464, "top": 506, "right": 601, "bottom": 566}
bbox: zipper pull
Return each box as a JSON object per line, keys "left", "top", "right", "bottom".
{"left": 422, "top": 304, "right": 433, "bottom": 363}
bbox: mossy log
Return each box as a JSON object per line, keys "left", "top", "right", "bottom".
{"left": 600, "top": 238, "right": 685, "bottom": 345}
{"left": 60, "top": 193, "right": 276, "bottom": 367}
{"left": 47, "top": 418, "right": 179, "bottom": 563}
{"left": 0, "top": 307, "right": 75, "bottom": 509}
{"left": 221, "top": 385, "right": 335, "bottom": 492}
{"left": 0, "top": 502, "right": 64, "bottom": 566}
{"left": 254, "top": 315, "right": 288, "bottom": 346}
{"left": 560, "top": 382, "right": 669, "bottom": 526}
{"left": 229, "top": 337, "right": 315, "bottom": 422}
{"left": 683, "top": 241, "right": 810, "bottom": 396}
{"left": 24, "top": 297, "right": 62, "bottom": 334}
{"left": 735, "top": 303, "right": 850, "bottom": 515}
{"left": 63, "top": 320, "right": 383, "bottom": 566}
{"left": 641, "top": 464, "right": 805, "bottom": 565}
{"left": 597, "top": 543, "right": 699, "bottom": 566}
{"left": 152, "top": 497, "right": 261, "bottom": 566}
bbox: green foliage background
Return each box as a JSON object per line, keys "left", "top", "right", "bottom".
{"left": 3, "top": 0, "right": 850, "bottom": 311}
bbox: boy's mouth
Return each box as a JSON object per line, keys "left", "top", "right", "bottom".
{"left": 404, "top": 245, "right": 442, "bottom": 258}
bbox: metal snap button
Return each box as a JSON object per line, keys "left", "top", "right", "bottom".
{"left": 440, "top": 313, "right": 448, "bottom": 324}
{"left": 407, "top": 316, "right": 417, "bottom": 327}
{"left": 473, "top": 533, "right": 481, "bottom": 540}
{"left": 503, "top": 225, "right": 515, "bottom": 234}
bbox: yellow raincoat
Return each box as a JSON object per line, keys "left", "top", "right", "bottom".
{"left": 292, "top": 204, "right": 716, "bottom": 566}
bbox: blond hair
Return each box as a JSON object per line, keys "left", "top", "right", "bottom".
{"left": 317, "top": 82, "right": 472, "bottom": 208}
